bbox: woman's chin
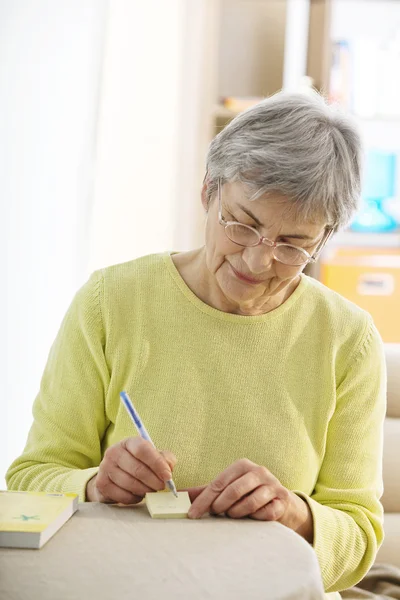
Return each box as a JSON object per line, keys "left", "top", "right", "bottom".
{"left": 219, "top": 276, "right": 267, "bottom": 303}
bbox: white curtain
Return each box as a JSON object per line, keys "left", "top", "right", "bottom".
{"left": 88, "top": 0, "right": 213, "bottom": 270}
{"left": 1, "top": 0, "right": 212, "bottom": 487}
{"left": 0, "top": 0, "right": 108, "bottom": 486}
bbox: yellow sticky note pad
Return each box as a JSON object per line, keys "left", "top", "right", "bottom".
{"left": 145, "top": 491, "right": 191, "bottom": 519}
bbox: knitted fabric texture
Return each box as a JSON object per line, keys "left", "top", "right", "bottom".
{"left": 7, "top": 253, "right": 386, "bottom": 595}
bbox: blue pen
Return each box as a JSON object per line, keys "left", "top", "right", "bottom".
{"left": 120, "top": 391, "right": 178, "bottom": 498}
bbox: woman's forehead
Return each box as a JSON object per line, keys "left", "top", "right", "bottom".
{"left": 223, "top": 181, "right": 327, "bottom": 237}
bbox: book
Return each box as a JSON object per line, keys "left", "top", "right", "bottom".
{"left": 0, "top": 490, "right": 78, "bottom": 549}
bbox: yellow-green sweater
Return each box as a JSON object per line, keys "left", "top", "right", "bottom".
{"left": 7, "top": 253, "right": 386, "bottom": 597}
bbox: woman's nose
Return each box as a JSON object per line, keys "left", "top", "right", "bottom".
{"left": 243, "top": 244, "right": 274, "bottom": 271}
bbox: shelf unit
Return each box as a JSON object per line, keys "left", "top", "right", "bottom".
{"left": 200, "top": 0, "right": 330, "bottom": 162}
{"left": 208, "top": 0, "right": 288, "bottom": 142}
{"left": 188, "top": 0, "right": 293, "bottom": 247}
{"left": 190, "top": 1, "right": 399, "bottom": 260}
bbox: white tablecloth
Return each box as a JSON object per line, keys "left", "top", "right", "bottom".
{"left": 0, "top": 502, "right": 325, "bottom": 599}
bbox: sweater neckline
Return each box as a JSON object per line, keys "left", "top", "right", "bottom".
{"left": 163, "top": 251, "right": 309, "bottom": 323}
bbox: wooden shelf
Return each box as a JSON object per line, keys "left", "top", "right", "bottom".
{"left": 213, "top": 105, "right": 241, "bottom": 120}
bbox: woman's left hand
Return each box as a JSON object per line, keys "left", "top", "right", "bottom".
{"left": 184, "top": 459, "right": 313, "bottom": 542}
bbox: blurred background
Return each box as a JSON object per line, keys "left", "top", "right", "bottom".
{"left": 1, "top": 0, "right": 400, "bottom": 487}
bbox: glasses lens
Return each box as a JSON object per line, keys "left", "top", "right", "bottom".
{"left": 225, "top": 223, "right": 260, "bottom": 246}
{"left": 274, "top": 245, "right": 308, "bottom": 266}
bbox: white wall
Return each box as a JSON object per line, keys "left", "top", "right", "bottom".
{"left": 283, "top": 0, "right": 310, "bottom": 92}
{"left": 89, "top": 0, "right": 220, "bottom": 268}
{"left": 0, "top": 0, "right": 108, "bottom": 486}
{"left": 89, "top": 0, "right": 185, "bottom": 270}
{"left": 332, "top": 0, "right": 400, "bottom": 40}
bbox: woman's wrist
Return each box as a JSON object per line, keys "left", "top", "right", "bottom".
{"left": 284, "top": 492, "right": 314, "bottom": 544}
{"left": 85, "top": 474, "right": 98, "bottom": 502}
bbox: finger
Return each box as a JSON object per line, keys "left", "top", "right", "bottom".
{"left": 124, "top": 438, "right": 172, "bottom": 482}
{"left": 250, "top": 498, "right": 286, "bottom": 521}
{"left": 180, "top": 486, "right": 207, "bottom": 503}
{"left": 108, "top": 466, "right": 156, "bottom": 497}
{"left": 211, "top": 471, "right": 264, "bottom": 515}
{"left": 188, "top": 459, "right": 257, "bottom": 519}
{"left": 117, "top": 449, "right": 166, "bottom": 491}
{"left": 160, "top": 450, "right": 177, "bottom": 472}
{"left": 95, "top": 473, "right": 143, "bottom": 505}
{"left": 226, "top": 486, "right": 276, "bottom": 519}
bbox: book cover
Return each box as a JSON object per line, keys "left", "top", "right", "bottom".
{"left": 0, "top": 490, "right": 78, "bottom": 548}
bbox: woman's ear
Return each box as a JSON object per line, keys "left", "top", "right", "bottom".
{"left": 201, "top": 179, "right": 209, "bottom": 212}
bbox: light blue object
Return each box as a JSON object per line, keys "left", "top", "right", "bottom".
{"left": 120, "top": 391, "right": 178, "bottom": 498}
{"left": 351, "top": 150, "right": 397, "bottom": 232}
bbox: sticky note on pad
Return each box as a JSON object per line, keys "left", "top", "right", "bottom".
{"left": 145, "top": 491, "right": 191, "bottom": 519}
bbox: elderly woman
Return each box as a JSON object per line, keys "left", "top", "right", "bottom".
{"left": 7, "top": 92, "right": 385, "bottom": 599}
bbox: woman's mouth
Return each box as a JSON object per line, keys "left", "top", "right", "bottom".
{"left": 229, "top": 264, "right": 264, "bottom": 284}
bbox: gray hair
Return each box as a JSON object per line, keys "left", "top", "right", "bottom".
{"left": 206, "top": 91, "right": 362, "bottom": 231}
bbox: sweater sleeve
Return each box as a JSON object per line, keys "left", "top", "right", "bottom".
{"left": 295, "top": 317, "right": 386, "bottom": 593}
{"left": 6, "top": 271, "right": 110, "bottom": 501}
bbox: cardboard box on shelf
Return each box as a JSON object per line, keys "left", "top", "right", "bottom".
{"left": 320, "top": 247, "right": 400, "bottom": 343}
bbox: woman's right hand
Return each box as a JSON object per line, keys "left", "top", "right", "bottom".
{"left": 86, "top": 437, "right": 177, "bottom": 504}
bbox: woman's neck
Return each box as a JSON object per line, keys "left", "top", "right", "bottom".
{"left": 171, "top": 248, "right": 300, "bottom": 316}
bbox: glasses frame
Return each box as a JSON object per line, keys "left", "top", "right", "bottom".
{"left": 217, "top": 178, "right": 334, "bottom": 267}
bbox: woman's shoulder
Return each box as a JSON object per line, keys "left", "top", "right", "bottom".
{"left": 303, "top": 274, "right": 370, "bottom": 320}
{"left": 301, "top": 274, "right": 377, "bottom": 347}
{"left": 77, "top": 253, "right": 172, "bottom": 337}
{"left": 300, "top": 276, "right": 384, "bottom": 373}
{"left": 94, "top": 252, "right": 170, "bottom": 294}
{"left": 80, "top": 253, "right": 171, "bottom": 318}
{"left": 101, "top": 252, "right": 167, "bottom": 280}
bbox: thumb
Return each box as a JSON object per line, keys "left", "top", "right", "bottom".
{"left": 160, "top": 450, "right": 177, "bottom": 473}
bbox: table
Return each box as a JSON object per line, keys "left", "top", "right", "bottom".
{"left": 0, "top": 502, "right": 325, "bottom": 600}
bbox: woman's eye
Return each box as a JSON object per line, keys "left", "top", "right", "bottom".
{"left": 233, "top": 215, "right": 255, "bottom": 228}
{"left": 280, "top": 239, "right": 300, "bottom": 247}
{"left": 242, "top": 220, "right": 258, "bottom": 229}
{"left": 283, "top": 240, "right": 309, "bottom": 249}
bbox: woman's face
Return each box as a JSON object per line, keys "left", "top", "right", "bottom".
{"left": 202, "top": 180, "right": 328, "bottom": 315}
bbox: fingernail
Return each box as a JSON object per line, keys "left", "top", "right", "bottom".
{"left": 188, "top": 509, "right": 198, "bottom": 519}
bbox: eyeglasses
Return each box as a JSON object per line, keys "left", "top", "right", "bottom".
{"left": 217, "top": 179, "right": 334, "bottom": 267}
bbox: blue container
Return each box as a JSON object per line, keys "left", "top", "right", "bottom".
{"left": 351, "top": 150, "right": 397, "bottom": 233}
